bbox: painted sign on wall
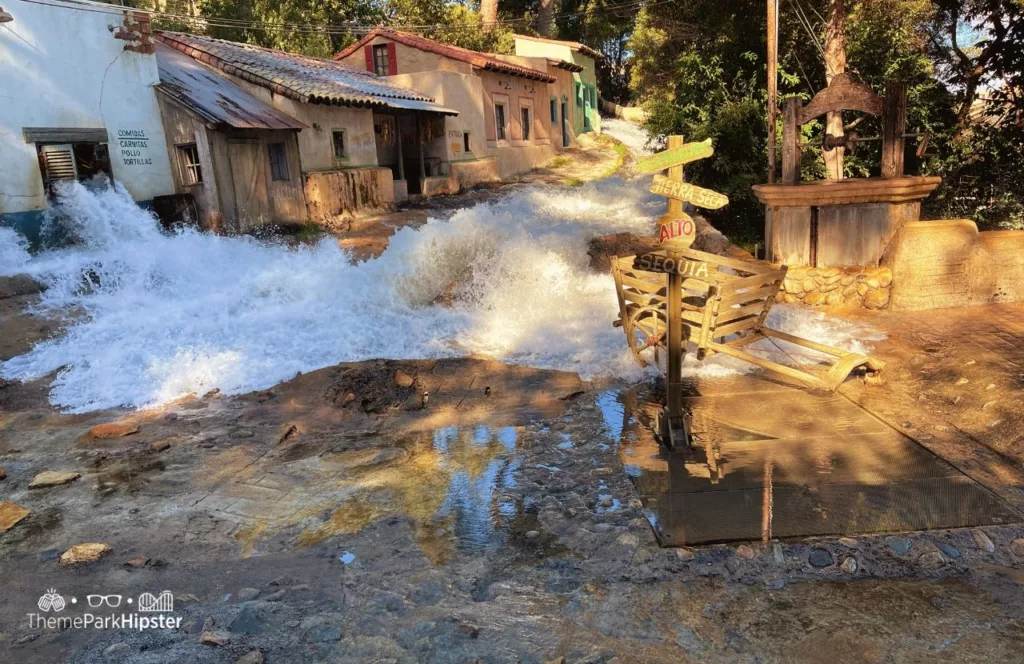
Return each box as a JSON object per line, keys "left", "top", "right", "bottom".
{"left": 633, "top": 252, "right": 710, "bottom": 279}
{"left": 117, "top": 129, "right": 153, "bottom": 166}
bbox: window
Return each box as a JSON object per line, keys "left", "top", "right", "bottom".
{"left": 372, "top": 44, "right": 390, "bottom": 76}
{"left": 521, "top": 107, "right": 531, "bottom": 141}
{"left": 463, "top": 131, "right": 471, "bottom": 153}
{"left": 575, "top": 82, "right": 583, "bottom": 106}
{"left": 495, "top": 103, "right": 506, "bottom": 140}
{"left": 177, "top": 143, "right": 202, "bottom": 185}
{"left": 550, "top": 98, "right": 557, "bottom": 124}
{"left": 268, "top": 143, "right": 289, "bottom": 181}
{"left": 332, "top": 130, "right": 346, "bottom": 160}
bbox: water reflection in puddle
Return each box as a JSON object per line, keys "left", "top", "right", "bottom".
{"left": 229, "top": 424, "right": 549, "bottom": 563}
{"left": 615, "top": 380, "right": 1020, "bottom": 545}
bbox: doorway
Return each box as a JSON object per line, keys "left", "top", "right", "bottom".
{"left": 560, "top": 100, "right": 570, "bottom": 148}
{"left": 228, "top": 140, "right": 270, "bottom": 232}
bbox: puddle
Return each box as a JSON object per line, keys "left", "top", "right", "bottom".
{"left": 617, "top": 379, "right": 1021, "bottom": 545}
{"left": 221, "top": 425, "right": 541, "bottom": 563}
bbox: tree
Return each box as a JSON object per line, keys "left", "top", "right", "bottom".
{"left": 823, "top": 0, "right": 847, "bottom": 180}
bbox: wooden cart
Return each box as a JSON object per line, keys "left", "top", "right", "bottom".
{"left": 611, "top": 247, "right": 884, "bottom": 391}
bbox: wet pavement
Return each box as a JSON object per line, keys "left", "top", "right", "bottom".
{"left": 620, "top": 375, "right": 1019, "bottom": 545}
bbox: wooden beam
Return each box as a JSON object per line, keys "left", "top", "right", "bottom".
{"left": 416, "top": 114, "right": 425, "bottom": 182}
{"left": 395, "top": 115, "right": 405, "bottom": 181}
{"left": 781, "top": 98, "right": 800, "bottom": 185}
{"left": 881, "top": 81, "right": 907, "bottom": 179}
{"left": 767, "top": 0, "right": 778, "bottom": 184}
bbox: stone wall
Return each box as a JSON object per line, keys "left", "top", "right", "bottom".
{"left": 777, "top": 265, "right": 893, "bottom": 309}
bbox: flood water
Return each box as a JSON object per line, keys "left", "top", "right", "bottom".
{"left": 618, "top": 376, "right": 1020, "bottom": 545}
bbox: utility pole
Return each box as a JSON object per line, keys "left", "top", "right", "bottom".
{"left": 766, "top": 0, "right": 778, "bottom": 184}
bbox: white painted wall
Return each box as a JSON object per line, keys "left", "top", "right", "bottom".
{"left": 0, "top": 0, "right": 174, "bottom": 219}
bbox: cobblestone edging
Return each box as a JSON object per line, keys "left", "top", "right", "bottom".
{"left": 776, "top": 265, "right": 893, "bottom": 309}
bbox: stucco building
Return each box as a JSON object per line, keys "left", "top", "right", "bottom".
{"left": 334, "top": 29, "right": 575, "bottom": 194}
{"left": 512, "top": 34, "right": 603, "bottom": 138}
{"left": 155, "top": 32, "right": 457, "bottom": 223}
{"left": 0, "top": 0, "right": 175, "bottom": 244}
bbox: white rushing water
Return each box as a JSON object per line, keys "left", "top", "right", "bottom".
{"left": 0, "top": 174, "right": 882, "bottom": 414}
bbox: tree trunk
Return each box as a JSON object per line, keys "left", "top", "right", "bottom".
{"left": 538, "top": 0, "right": 554, "bottom": 36}
{"left": 823, "top": 0, "right": 847, "bottom": 180}
{"left": 481, "top": 0, "right": 498, "bottom": 30}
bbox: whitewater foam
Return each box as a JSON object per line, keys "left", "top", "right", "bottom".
{"left": 0, "top": 178, "right": 883, "bottom": 413}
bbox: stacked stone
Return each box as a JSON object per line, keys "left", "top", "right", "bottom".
{"left": 776, "top": 265, "right": 892, "bottom": 309}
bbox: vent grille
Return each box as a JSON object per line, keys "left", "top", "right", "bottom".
{"left": 40, "top": 144, "right": 77, "bottom": 182}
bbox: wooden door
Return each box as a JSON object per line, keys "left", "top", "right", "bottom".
{"left": 228, "top": 141, "right": 270, "bottom": 232}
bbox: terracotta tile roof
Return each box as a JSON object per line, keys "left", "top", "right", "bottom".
{"left": 513, "top": 34, "right": 604, "bottom": 61}
{"left": 334, "top": 28, "right": 556, "bottom": 83}
{"left": 547, "top": 58, "right": 584, "bottom": 73}
{"left": 154, "top": 32, "right": 457, "bottom": 114}
{"left": 155, "top": 43, "right": 306, "bottom": 131}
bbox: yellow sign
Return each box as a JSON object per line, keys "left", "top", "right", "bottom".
{"left": 634, "top": 139, "right": 714, "bottom": 174}
{"left": 657, "top": 213, "right": 696, "bottom": 249}
{"left": 650, "top": 175, "right": 729, "bottom": 209}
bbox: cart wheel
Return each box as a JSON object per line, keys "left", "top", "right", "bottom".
{"left": 626, "top": 306, "right": 667, "bottom": 367}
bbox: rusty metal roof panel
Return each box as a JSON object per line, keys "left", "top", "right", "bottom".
{"left": 155, "top": 43, "right": 305, "bottom": 131}
{"left": 156, "top": 32, "right": 457, "bottom": 115}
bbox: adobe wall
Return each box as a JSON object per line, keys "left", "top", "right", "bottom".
{"left": 335, "top": 37, "right": 474, "bottom": 76}
{"left": 304, "top": 167, "right": 395, "bottom": 230}
{"left": 883, "top": 220, "right": 1024, "bottom": 310}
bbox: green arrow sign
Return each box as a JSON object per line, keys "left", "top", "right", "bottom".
{"left": 633, "top": 138, "right": 714, "bottom": 175}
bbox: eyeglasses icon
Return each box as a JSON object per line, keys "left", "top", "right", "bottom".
{"left": 86, "top": 594, "right": 123, "bottom": 608}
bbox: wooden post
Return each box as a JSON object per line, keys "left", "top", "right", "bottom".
{"left": 395, "top": 114, "right": 405, "bottom": 181}
{"left": 665, "top": 135, "right": 686, "bottom": 446}
{"left": 881, "top": 82, "right": 907, "bottom": 179}
{"left": 766, "top": 0, "right": 778, "bottom": 184}
{"left": 781, "top": 98, "right": 800, "bottom": 185}
{"left": 416, "top": 115, "right": 426, "bottom": 184}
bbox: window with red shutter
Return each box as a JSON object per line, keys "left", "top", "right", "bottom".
{"left": 386, "top": 42, "right": 397, "bottom": 75}
{"left": 363, "top": 44, "right": 373, "bottom": 72}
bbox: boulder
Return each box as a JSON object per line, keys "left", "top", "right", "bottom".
{"left": 0, "top": 501, "right": 31, "bottom": 532}
{"left": 28, "top": 471, "right": 81, "bottom": 489}
{"left": 60, "top": 543, "right": 111, "bottom": 566}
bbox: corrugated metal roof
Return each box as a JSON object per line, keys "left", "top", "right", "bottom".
{"left": 155, "top": 43, "right": 306, "bottom": 131}
{"left": 155, "top": 32, "right": 458, "bottom": 115}
{"left": 334, "top": 28, "right": 557, "bottom": 83}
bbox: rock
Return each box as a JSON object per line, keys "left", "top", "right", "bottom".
{"left": 842, "top": 285, "right": 858, "bottom": 298}
{"left": 0, "top": 501, "right": 31, "bottom": 532}
{"left": 724, "top": 557, "right": 741, "bottom": 574}
{"left": 972, "top": 530, "right": 996, "bottom": 553}
{"left": 236, "top": 587, "right": 260, "bottom": 602}
{"left": 85, "top": 422, "right": 140, "bottom": 439}
{"left": 935, "top": 541, "right": 960, "bottom": 559}
{"left": 955, "top": 377, "right": 970, "bottom": 386}
{"left": 822, "top": 267, "right": 841, "bottom": 279}
{"left": 599, "top": 497, "right": 614, "bottom": 508}
{"left": 876, "top": 268, "right": 893, "bottom": 288}
{"left": 838, "top": 537, "right": 858, "bottom": 547}
{"left": 856, "top": 282, "right": 870, "bottom": 296}
{"left": 818, "top": 281, "right": 838, "bottom": 293}
{"left": 804, "top": 292, "right": 826, "bottom": 306}
{"left": 863, "top": 288, "right": 890, "bottom": 309}
{"left": 236, "top": 652, "right": 265, "bottom": 664}
{"left": 783, "top": 278, "right": 801, "bottom": 294}
{"left": 865, "top": 277, "right": 881, "bottom": 289}
{"left": 394, "top": 370, "right": 415, "bottom": 388}
{"left": 1009, "top": 538, "right": 1024, "bottom": 558}
{"left": 736, "top": 545, "right": 754, "bottom": 560}
{"left": 616, "top": 533, "right": 640, "bottom": 547}
{"left": 808, "top": 548, "right": 834, "bottom": 568}
{"left": 125, "top": 556, "right": 150, "bottom": 568}
{"left": 200, "top": 631, "right": 230, "bottom": 647}
{"left": 229, "top": 607, "right": 264, "bottom": 634}
{"left": 628, "top": 498, "right": 644, "bottom": 510}
{"left": 826, "top": 290, "right": 844, "bottom": 306}
{"left": 341, "top": 392, "right": 356, "bottom": 406}
{"left": 772, "top": 543, "right": 784, "bottom": 564}
{"left": 782, "top": 293, "right": 800, "bottom": 304}
{"left": 587, "top": 233, "right": 659, "bottom": 272}
{"left": 229, "top": 429, "right": 254, "bottom": 439}
{"left": 202, "top": 617, "right": 215, "bottom": 632}
{"left": 886, "top": 536, "right": 912, "bottom": 555}
{"left": 675, "top": 548, "right": 694, "bottom": 561}
{"left": 801, "top": 278, "right": 817, "bottom": 293}
{"left": 840, "top": 275, "right": 856, "bottom": 286}
{"left": 60, "top": 543, "right": 111, "bottom": 566}
{"left": 150, "top": 440, "right": 170, "bottom": 453}
{"left": 0, "top": 466, "right": 5, "bottom": 480}
{"left": 525, "top": 530, "right": 540, "bottom": 540}
{"left": 918, "top": 550, "right": 946, "bottom": 569}
{"left": 103, "top": 643, "right": 132, "bottom": 658}
{"left": 304, "top": 623, "right": 342, "bottom": 643}
{"left": 840, "top": 557, "right": 858, "bottom": 574}
{"left": 28, "top": 470, "right": 81, "bottom": 489}
{"left": 262, "top": 588, "right": 286, "bottom": 602}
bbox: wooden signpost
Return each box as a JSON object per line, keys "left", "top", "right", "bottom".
{"left": 633, "top": 136, "right": 730, "bottom": 451}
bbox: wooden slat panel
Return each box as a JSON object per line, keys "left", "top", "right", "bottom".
{"left": 717, "top": 301, "right": 768, "bottom": 325}
{"left": 719, "top": 284, "right": 780, "bottom": 307}
{"left": 680, "top": 247, "right": 772, "bottom": 274}
{"left": 24, "top": 127, "right": 109, "bottom": 143}
{"left": 713, "top": 317, "right": 761, "bottom": 339}
{"left": 718, "top": 269, "right": 786, "bottom": 294}
{"left": 766, "top": 206, "right": 811, "bottom": 266}
{"left": 817, "top": 203, "right": 890, "bottom": 267}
